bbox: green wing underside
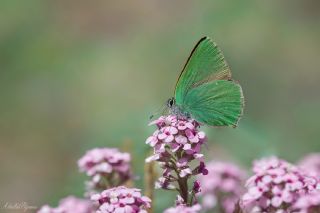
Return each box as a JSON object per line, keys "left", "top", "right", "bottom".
{"left": 181, "top": 80, "right": 244, "bottom": 127}
{"left": 174, "top": 37, "right": 244, "bottom": 126}
{"left": 175, "top": 37, "right": 231, "bottom": 102}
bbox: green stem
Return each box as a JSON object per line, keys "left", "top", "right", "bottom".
{"left": 189, "top": 191, "right": 195, "bottom": 206}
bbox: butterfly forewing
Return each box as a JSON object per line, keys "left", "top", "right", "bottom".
{"left": 175, "top": 37, "right": 231, "bottom": 103}
{"left": 174, "top": 37, "right": 244, "bottom": 126}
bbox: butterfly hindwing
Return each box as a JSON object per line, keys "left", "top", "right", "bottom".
{"left": 175, "top": 37, "right": 231, "bottom": 104}
{"left": 182, "top": 80, "right": 244, "bottom": 127}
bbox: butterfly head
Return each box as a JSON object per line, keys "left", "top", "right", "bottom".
{"left": 166, "top": 97, "right": 176, "bottom": 108}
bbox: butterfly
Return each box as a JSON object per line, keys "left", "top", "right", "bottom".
{"left": 166, "top": 36, "right": 244, "bottom": 127}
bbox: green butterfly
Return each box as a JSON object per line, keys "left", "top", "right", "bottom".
{"left": 166, "top": 37, "right": 244, "bottom": 127}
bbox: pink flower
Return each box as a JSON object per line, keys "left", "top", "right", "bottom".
{"left": 149, "top": 115, "right": 177, "bottom": 127}
{"left": 175, "top": 135, "right": 188, "bottom": 144}
{"left": 91, "top": 186, "right": 151, "bottom": 213}
{"left": 155, "top": 177, "right": 175, "bottom": 190}
{"left": 176, "top": 120, "right": 194, "bottom": 130}
{"left": 164, "top": 204, "right": 201, "bottom": 213}
{"left": 293, "top": 191, "right": 320, "bottom": 212}
{"left": 176, "top": 158, "right": 188, "bottom": 167}
{"left": 78, "top": 148, "right": 132, "bottom": 195}
{"left": 240, "top": 156, "right": 320, "bottom": 212}
{"left": 197, "top": 161, "right": 208, "bottom": 175}
{"left": 145, "top": 154, "right": 160, "bottom": 163}
{"left": 198, "top": 161, "right": 246, "bottom": 213}
{"left": 180, "top": 168, "right": 192, "bottom": 177}
{"left": 158, "top": 126, "right": 178, "bottom": 143}
{"left": 193, "top": 180, "right": 201, "bottom": 193}
{"left": 145, "top": 131, "right": 159, "bottom": 147}
{"left": 298, "top": 153, "right": 320, "bottom": 178}
{"left": 38, "top": 196, "right": 93, "bottom": 213}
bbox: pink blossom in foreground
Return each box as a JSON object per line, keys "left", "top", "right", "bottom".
{"left": 163, "top": 204, "right": 201, "bottom": 213}
{"left": 145, "top": 115, "right": 207, "bottom": 205}
{"left": 240, "top": 156, "right": 320, "bottom": 212}
{"left": 293, "top": 191, "right": 320, "bottom": 213}
{"left": 38, "top": 196, "right": 93, "bottom": 213}
{"left": 199, "top": 161, "right": 246, "bottom": 213}
{"left": 298, "top": 153, "right": 320, "bottom": 178}
{"left": 90, "top": 186, "right": 151, "bottom": 213}
{"left": 78, "top": 148, "right": 132, "bottom": 194}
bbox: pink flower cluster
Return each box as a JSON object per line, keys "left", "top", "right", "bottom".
{"left": 146, "top": 115, "right": 207, "bottom": 188}
{"left": 145, "top": 115, "right": 207, "bottom": 204}
{"left": 91, "top": 186, "right": 151, "bottom": 213}
{"left": 198, "top": 161, "right": 246, "bottom": 213}
{"left": 78, "top": 148, "right": 132, "bottom": 194}
{"left": 293, "top": 191, "right": 320, "bottom": 213}
{"left": 298, "top": 153, "right": 320, "bottom": 178}
{"left": 163, "top": 204, "right": 201, "bottom": 213}
{"left": 38, "top": 196, "right": 93, "bottom": 213}
{"left": 241, "top": 156, "right": 320, "bottom": 212}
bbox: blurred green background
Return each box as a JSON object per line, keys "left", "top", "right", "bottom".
{"left": 1, "top": 0, "right": 320, "bottom": 212}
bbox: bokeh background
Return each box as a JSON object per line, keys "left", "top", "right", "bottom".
{"left": 1, "top": 0, "right": 320, "bottom": 212}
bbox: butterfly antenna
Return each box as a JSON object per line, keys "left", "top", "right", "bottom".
{"left": 149, "top": 104, "right": 167, "bottom": 120}
{"left": 161, "top": 104, "right": 170, "bottom": 115}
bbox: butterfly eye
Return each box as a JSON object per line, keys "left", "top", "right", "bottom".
{"left": 167, "top": 98, "right": 175, "bottom": 107}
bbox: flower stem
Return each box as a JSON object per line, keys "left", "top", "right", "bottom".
{"left": 177, "top": 177, "right": 189, "bottom": 204}
{"left": 189, "top": 191, "right": 195, "bottom": 206}
{"left": 233, "top": 201, "right": 244, "bottom": 213}
{"left": 144, "top": 154, "right": 157, "bottom": 213}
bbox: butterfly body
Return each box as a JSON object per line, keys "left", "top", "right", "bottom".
{"left": 166, "top": 97, "right": 191, "bottom": 119}
{"left": 165, "top": 36, "right": 244, "bottom": 127}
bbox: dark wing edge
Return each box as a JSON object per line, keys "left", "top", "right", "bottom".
{"left": 174, "top": 36, "right": 208, "bottom": 91}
